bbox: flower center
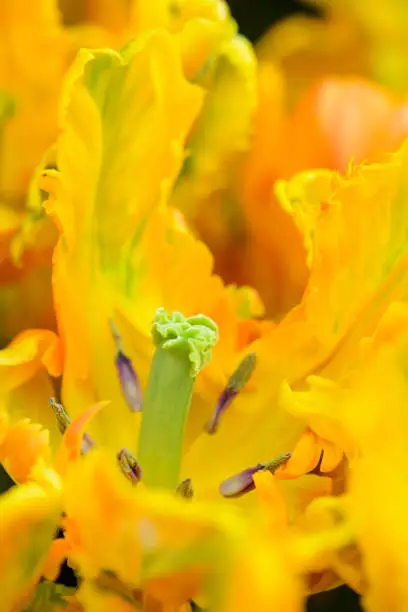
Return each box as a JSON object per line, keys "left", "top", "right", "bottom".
{"left": 51, "top": 308, "right": 291, "bottom": 499}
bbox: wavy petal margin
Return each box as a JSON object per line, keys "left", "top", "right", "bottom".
{"left": 0, "top": 481, "right": 61, "bottom": 610}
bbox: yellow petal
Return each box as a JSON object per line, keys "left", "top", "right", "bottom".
{"left": 170, "top": 35, "right": 259, "bottom": 319}
{"left": 0, "top": 143, "right": 58, "bottom": 345}
{"left": 329, "top": 305, "right": 408, "bottom": 608}
{"left": 63, "top": 450, "right": 226, "bottom": 589}
{"left": 129, "top": 0, "right": 234, "bottom": 80}
{"left": 265, "top": 145, "right": 408, "bottom": 483}
{"left": 76, "top": 579, "right": 137, "bottom": 612}
{"left": 292, "top": 494, "right": 362, "bottom": 593}
{"left": 45, "top": 35, "right": 202, "bottom": 255}
{"left": 0, "top": 481, "right": 61, "bottom": 611}
{"left": 237, "top": 72, "right": 408, "bottom": 319}
{"left": 182, "top": 372, "right": 304, "bottom": 507}
{"left": 0, "top": 330, "right": 61, "bottom": 389}
{"left": 172, "top": 35, "right": 257, "bottom": 215}
{"left": 41, "top": 32, "right": 203, "bottom": 452}
{"left": 276, "top": 140, "right": 408, "bottom": 367}
{"left": 63, "top": 450, "right": 301, "bottom": 610}
{"left": 190, "top": 138, "right": 408, "bottom": 509}
{"left": 42, "top": 27, "right": 258, "bottom": 457}
{"left": 129, "top": 0, "right": 230, "bottom": 38}
{"left": 0, "top": 330, "right": 63, "bottom": 453}
{"left": 0, "top": 406, "right": 8, "bottom": 446}
{"left": 0, "top": 0, "right": 69, "bottom": 195}
{"left": 279, "top": 378, "right": 353, "bottom": 460}
{"left": 0, "top": 419, "right": 51, "bottom": 484}
{"left": 253, "top": 471, "right": 289, "bottom": 533}
{"left": 221, "top": 528, "right": 302, "bottom": 612}
{"left": 276, "top": 298, "right": 408, "bottom": 604}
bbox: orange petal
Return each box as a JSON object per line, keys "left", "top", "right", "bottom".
{"left": 280, "top": 429, "right": 320, "bottom": 479}
{"left": 0, "top": 482, "right": 61, "bottom": 611}
{"left": 0, "top": 409, "right": 9, "bottom": 446}
{"left": 319, "top": 439, "right": 344, "bottom": 473}
{"left": 0, "top": 419, "right": 51, "bottom": 483}
{"left": 55, "top": 401, "right": 108, "bottom": 473}
{"left": 42, "top": 537, "right": 70, "bottom": 581}
{"left": 0, "top": 329, "right": 62, "bottom": 393}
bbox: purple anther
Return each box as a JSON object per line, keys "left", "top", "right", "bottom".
{"left": 110, "top": 319, "right": 142, "bottom": 412}
{"left": 206, "top": 353, "right": 256, "bottom": 435}
{"left": 219, "top": 464, "right": 263, "bottom": 498}
{"left": 220, "top": 453, "right": 291, "bottom": 499}
{"left": 117, "top": 448, "right": 142, "bottom": 485}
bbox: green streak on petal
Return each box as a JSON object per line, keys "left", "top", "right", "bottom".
{"left": 26, "top": 581, "right": 76, "bottom": 611}
{"left": 0, "top": 90, "right": 16, "bottom": 181}
{"left": 172, "top": 34, "right": 257, "bottom": 216}
{"left": 0, "top": 90, "right": 15, "bottom": 122}
{"left": 0, "top": 484, "right": 61, "bottom": 611}
{"left": 138, "top": 308, "right": 218, "bottom": 489}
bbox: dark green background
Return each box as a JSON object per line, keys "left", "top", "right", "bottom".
{"left": 228, "top": 0, "right": 320, "bottom": 41}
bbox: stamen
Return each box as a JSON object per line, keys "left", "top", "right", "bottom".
{"left": 219, "top": 453, "right": 291, "bottom": 498}
{"left": 81, "top": 432, "right": 97, "bottom": 453}
{"left": 49, "top": 397, "right": 96, "bottom": 453}
{"left": 176, "top": 478, "right": 194, "bottom": 500}
{"left": 219, "top": 465, "right": 261, "bottom": 498}
{"left": 110, "top": 319, "right": 142, "bottom": 412}
{"left": 49, "top": 397, "right": 70, "bottom": 434}
{"left": 262, "top": 452, "right": 292, "bottom": 473}
{"left": 117, "top": 448, "right": 142, "bottom": 485}
{"left": 206, "top": 352, "right": 256, "bottom": 434}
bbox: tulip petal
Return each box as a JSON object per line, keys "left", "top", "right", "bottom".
{"left": 0, "top": 418, "right": 51, "bottom": 483}
{"left": 41, "top": 31, "right": 205, "bottom": 452}
{"left": 0, "top": 481, "right": 61, "bottom": 611}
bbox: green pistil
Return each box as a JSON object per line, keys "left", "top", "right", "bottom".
{"left": 137, "top": 308, "right": 218, "bottom": 489}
